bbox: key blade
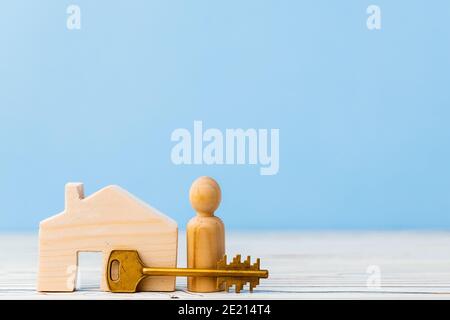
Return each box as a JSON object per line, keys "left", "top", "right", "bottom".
{"left": 106, "top": 250, "right": 145, "bottom": 293}
{"left": 216, "top": 254, "right": 269, "bottom": 293}
{"left": 217, "top": 276, "right": 261, "bottom": 293}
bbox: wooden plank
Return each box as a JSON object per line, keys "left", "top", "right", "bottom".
{"left": 1, "top": 232, "right": 450, "bottom": 299}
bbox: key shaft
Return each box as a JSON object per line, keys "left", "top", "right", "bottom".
{"left": 142, "top": 267, "right": 268, "bottom": 278}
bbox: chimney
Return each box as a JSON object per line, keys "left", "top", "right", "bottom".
{"left": 65, "top": 182, "right": 84, "bottom": 210}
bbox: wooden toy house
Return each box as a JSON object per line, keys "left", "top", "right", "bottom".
{"left": 38, "top": 183, "right": 178, "bottom": 292}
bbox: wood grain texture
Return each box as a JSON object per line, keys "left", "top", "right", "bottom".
{"left": 37, "top": 183, "right": 178, "bottom": 292}
{"left": 2, "top": 231, "right": 450, "bottom": 299}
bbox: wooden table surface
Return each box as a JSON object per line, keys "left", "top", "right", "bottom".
{"left": 1, "top": 231, "right": 450, "bottom": 299}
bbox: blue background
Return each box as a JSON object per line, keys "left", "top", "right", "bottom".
{"left": 1, "top": 1, "right": 449, "bottom": 231}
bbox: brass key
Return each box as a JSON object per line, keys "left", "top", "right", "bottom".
{"left": 106, "top": 250, "right": 269, "bottom": 293}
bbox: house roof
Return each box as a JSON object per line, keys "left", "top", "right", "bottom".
{"left": 40, "top": 184, "right": 177, "bottom": 228}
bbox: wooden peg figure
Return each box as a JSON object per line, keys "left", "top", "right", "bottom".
{"left": 187, "top": 176, "right": 225, "bottom": 292}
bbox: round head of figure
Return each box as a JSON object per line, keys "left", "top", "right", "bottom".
{"left": 189, "top": 176, "right": 221, "bottom": 217}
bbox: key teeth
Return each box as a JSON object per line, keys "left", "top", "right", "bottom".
{"left": 217, "top": 254, "right": 266, "bottom": 293}
{"left": 235, "top": 280, "right": 244, "bottom": 293}
{"left": 217, "top": 255, "right": 228, "bottom": 270}
{"left": 249, "top": 281, "right": 255, "bottom": 292}
{"left": 254, "top": 258, "right": 260, "bottom": 270}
